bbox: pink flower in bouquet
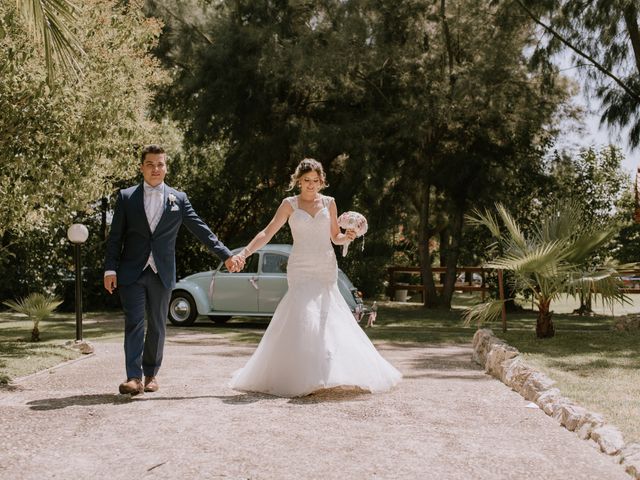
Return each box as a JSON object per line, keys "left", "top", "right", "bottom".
{"left": 337, "top": 211, "right": 368, "bottom": 256}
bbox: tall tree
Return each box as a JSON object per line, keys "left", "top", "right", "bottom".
{"left": 0, "top": 0, "right": 174, "bottom": 301}
{"left": 377, "top": 0, "right": 570, "bottom": 307}
{"left": 148, "top": 0, "right": 570, "bottom": 306}
{"left": 515, "top": 0, "right": 640, "bottom": 147}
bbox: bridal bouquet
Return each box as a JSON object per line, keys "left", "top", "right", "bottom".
{"left": 337, "top": 211, "right": 368, "bottom": 257}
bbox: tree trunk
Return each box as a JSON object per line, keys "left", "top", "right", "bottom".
{"left": 536, "top": 300, "right": 555, "bottom": 338}
{"left": 101, "top": 196, "right": 108, "bottom": 240}
{"left": 418, "top": 185, "right": 439, "bottom": 307}
{"left": 503, "top": 271, "right": 523, "bottom": 312}
{"left": 440, "top": 206, "right": 464, "bottom": 308}
{"left": 31, "top": 324, "right": 40, "bottom": 342}
{"left": 573, "top": 293, "right": 594, "bottom": 315}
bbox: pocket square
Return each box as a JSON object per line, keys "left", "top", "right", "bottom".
{"left": 171, "top": 205, "right": 179, "bottom": 211}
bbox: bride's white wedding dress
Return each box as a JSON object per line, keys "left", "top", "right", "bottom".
{"left": 229, "top": 195, "right": 402, "bottom": 397}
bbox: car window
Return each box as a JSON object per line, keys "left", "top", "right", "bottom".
{"left": 218, "top": 254, "right": 259, "bottom": 273}
{"left": 262, "top": 253, "right": 288, "bottom": 274}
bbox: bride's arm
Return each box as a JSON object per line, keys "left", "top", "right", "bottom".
{"left": 329, "top": 198, "right": 356, "bottom": 245}
{"left": 237, "top": 199, "right": 293, "bottom": 260}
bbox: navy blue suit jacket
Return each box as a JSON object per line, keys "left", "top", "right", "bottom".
{"left": 104, "top": 183, "right": 232, "bottom": 289}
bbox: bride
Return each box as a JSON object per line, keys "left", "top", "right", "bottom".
{"left": 229, "top": 158, "right": 402, "bottom": 397}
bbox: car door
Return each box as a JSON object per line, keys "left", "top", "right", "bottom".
{"left": 258, "top": 252, "right": 289, "bottom": 312}
{"left": 210, "top": 254, "right": 260, "bottom": 313}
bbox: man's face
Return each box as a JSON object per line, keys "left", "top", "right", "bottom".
{"left": 140, "top": 153, "right": 167, "bottom": 187}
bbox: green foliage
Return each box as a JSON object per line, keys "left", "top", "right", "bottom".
{"left": 0, "top": 0, "right": 170, "bottom": 244}
{"left": 3, "top": 292, "right": 62, "bottom": 341}
{"left": 149, "top": 0, "right": 571, "bottom": 298}
{"left": 610, "top": 189, "right": 640, "bottom": 263}
{"left": 15, "top": 0, "right": 84, "bottom": 85}
{"left": 463, "top": 201, "right": 629, "bottom": 337}
{"left": 519, "top": 0, "right": 640, "bottom": 147}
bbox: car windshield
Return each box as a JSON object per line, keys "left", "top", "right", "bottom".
{"left": 218, "top": 254, "right": 259, "bottom": 273}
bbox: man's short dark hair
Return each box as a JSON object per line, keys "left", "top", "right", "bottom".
{"left": 140, "top": 144, "right": 165, "bottom": 163}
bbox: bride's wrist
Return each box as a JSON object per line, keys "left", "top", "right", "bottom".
{"left": 240, "top": 247, "right": 252, "bottom": 259}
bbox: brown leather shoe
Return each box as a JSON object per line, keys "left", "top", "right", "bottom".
{"left": 119, "top": 378, "right": 144, "bottom": 396}
{"left": 144, "top": 376, "right": 159, "bottom": 393}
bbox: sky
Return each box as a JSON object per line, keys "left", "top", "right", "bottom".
{"left": 572, "top": 96, "right": 636, "bottom": 179}
{"left": 557, "top": 56, "right": 637, "bottom": 181}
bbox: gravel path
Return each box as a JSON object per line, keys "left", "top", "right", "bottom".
{"left": 0, "top": 329, "right": 630, "bottom": 480}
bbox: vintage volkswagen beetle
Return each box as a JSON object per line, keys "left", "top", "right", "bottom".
{"left": 168, "top": 244, "right": 365, "bottom": 326}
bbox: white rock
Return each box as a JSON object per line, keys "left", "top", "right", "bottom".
{"left": 592, "top": 425, "right": 625, "bottom": 455}
{"left": 552, "top": 404, "right": 588, "bottom": 431}
{"left": 502, "top": 357, "right": 535, "bottom": 391}
{"left": 549, "top": 398, "right": 573, "bottom": 419}
{"left": 535, "top": 387, "right": 562, "bottom": 410}
{"left": 623, "top": 443, "right": 640, "bottom": 462}
{"left": 485, "top": 344, "right": 520, "bottom": 378}
{"left": 574, "top": 412, "right": 605, "bottom": 440}
{"left": 471, "top": 329, "right": 494, "bottom": 365}
{"left": 65, "top": 340, "right": 95, "bottom": 355}
{"left": 520, "top": 371, "right": 556, "bottom": 402}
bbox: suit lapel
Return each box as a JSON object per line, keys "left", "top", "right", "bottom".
{"left": 155, "top": 184, "right": 170, "bottom": 231}
{"left": 133, "top": 183, "right": 152, "bottom": 235}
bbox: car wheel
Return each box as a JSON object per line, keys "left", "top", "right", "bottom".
{"left": 168, "top": 291, "right": 198, "bottom": 326}
{"left": 208, "top": 315, "right": 231, "bottom": 325}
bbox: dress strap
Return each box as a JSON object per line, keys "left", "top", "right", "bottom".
{"left": 321, "top": 195, "right": 333, "bottom": 208}
{"left": 287, "top": 196, "right": 298, "bottom": 209}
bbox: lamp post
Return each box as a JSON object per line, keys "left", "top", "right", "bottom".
{"left": 67, "top": 223, "right": 89, "bottom": 341}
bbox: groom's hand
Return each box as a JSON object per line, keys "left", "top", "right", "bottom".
{"left": 225, "top": 256, "right": 245, "bottom": 273}
{"left": 104, "top": 274, "right": 117, "bottom": 294}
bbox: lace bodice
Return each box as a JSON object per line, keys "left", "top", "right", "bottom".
{"left": 286, "top": 195, "right": 337, "bottom": 284}
{"left": 287, "top": 195, "right": 333, "bottom": 250}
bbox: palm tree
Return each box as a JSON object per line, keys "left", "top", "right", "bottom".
{"left": 4, "top": 293, "right": 63, "bottom": 341}
{"left": 463, "top": 202, "right": 629, "bottom": 338}
{"left": 16, "top": 0, "right": 84, "bottom": 85}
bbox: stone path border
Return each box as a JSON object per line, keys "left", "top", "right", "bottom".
{"left": 472, "top": 328, "right": 640, "bottom": 479}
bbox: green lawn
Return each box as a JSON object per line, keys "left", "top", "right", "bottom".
{"left": 492, "top": 301, "right": 640, "bottom": 445}
{"left": 0, "top": 311, "right": 123, "bottom": 383}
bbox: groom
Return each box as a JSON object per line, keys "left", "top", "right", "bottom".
{"left": 104, "top": 144, "right": 243, "bottom": 395}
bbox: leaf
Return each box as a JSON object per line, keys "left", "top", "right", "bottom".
{"left": 3, "top": 292, "right": 62, "bottom": 321}
{"left": 495, "top": 203, "right": 527, "bottom": 250}
{"left": 17, "top": 0, "right": 84, "bottom": 86}
{"left": 465, "top": 208, "right": 502, "bottom": 239}
{"left": 462, "top": 299, "right": 507, "bottom": 327}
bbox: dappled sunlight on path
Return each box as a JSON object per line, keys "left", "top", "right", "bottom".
{"left": 0, "top": 336, "right": 630, "bottom": 480}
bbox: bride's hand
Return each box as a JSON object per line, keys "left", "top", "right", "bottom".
{"left": 345, "top": 229, "right": 357, "bottom": 242}
{"left": 225, "top": 255, "right": 245, "bottom": 273}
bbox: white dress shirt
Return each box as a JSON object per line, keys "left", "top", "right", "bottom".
{"left": 104, "top": 182, "right": 165, "bottom": 277}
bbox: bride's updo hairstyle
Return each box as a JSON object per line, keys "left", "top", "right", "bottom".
{"left": 287, "top": 158, "right": 328, "bottom": 191}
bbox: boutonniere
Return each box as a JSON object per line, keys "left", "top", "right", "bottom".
{"left": 168, "top": 193, "right": 179, "bottom": 211}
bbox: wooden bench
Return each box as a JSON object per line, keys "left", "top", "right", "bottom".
{"left": 387, "top": 266, "right": 490, "bottom": 301}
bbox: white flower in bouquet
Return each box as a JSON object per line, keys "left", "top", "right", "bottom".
{"left": 337, "top": 211, "right": 368, "bottom": 257}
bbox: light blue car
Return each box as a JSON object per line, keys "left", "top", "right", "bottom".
{"left": 168, "top": 244, "right": 365, "bottom": 326}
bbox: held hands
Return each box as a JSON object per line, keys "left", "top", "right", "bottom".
{"left": 225, "top": 255, "right": 246, "bottom": 273}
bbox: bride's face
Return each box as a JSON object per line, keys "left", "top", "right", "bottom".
{"left": 299, "top": 171, "right": 323, "bottom": 195}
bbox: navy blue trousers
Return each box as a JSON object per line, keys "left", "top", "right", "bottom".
{"left": 119, "top": 268, "right": 171, "bottom": 379}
